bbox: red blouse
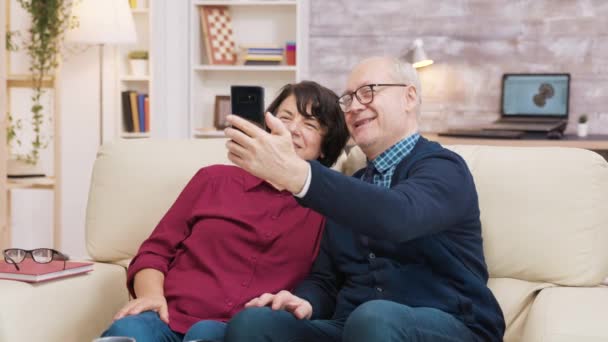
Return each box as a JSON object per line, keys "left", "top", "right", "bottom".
{"left": 127, "top": 165, "right": 325, "bottom": 333}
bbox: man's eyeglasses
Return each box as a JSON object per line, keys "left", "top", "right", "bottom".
{"left": 3, "top": 248, "right": 69, "bottom": 271}
{"left": 338, "top": 83, "right": 408, "bottom": 112}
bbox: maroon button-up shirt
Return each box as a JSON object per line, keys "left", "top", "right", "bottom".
{"left": 127, "top": 165, "right": 325, "bottom": 333}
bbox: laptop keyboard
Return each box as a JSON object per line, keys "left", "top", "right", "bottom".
{"left": 486, "top": 122, "right": 560, "bottom": 131}
{"left": 439, "top": 129, "right": 524, "bottom": 139}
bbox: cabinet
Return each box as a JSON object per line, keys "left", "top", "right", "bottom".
{"left": 116, "top": 0, "right": 153, "bottom": 139}
{"left": 188, "top": 0, "right": 309, "bottom": 136}
{"left": 1, "top": 0, "right": 61, "bottom": 249}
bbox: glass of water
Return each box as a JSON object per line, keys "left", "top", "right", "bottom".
{"left": 92, "top": 337, "right": 136, "bottom": 342}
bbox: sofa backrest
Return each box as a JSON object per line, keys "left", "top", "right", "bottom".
{"left": 86, "top": 140, "right": 608, "bottom": 286}
{"left": 86, "top": 139, "right": 232, "bottom": 263}
{"left": 343, "top": 144, "right": 608, "bottom": 286}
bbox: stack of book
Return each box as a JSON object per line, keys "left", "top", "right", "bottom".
{"left": 121, "top": 90, "right": 150, "bottom": 133}
{"left": 0, "top": 259, "right": 93, "bottom": 283}
{"left": 244, "top": 47, "right": 284, "bottom": 65}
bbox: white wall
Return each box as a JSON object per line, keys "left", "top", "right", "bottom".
{"left": 10, "top": 0, "right": 190, "bottom": 258}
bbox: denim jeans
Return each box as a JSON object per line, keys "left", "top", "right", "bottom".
{"left": 102, "top": 311, "right": 227, "bottom": 342}
{"left": 224, "top": 300, "right": 476, "bottom": 342}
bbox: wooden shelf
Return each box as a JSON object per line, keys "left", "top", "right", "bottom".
{"left": 121, "top": 132, "right": 151, "bottom": 139}
{"left": 7, "top": 177, "right": 55, "bottom": 190}
{"left": 193, "top": 65, "right": 297, "bottom": 72}
{"left": 120, "top": 75, "right": 150, "bottom": 82}
{"left": 7, "top": 74, "right": 54, "bottom": 88}
{"left": 193, "top": 0, "right": 296, "bottom": 6}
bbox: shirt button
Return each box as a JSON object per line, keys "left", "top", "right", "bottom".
{"left": 271, "top": 215, "right": 278, "bottom": 220}
{"left": 376, "top": 287, "right": 383, "bottom": 293}
{"left": 264, "top": 232, "right": 271, "bottom": 238}
{"left": 241, "top": 281, "right": 247, "bottom": 287}
{"left": 369, "top": 252, "right": 376, "bottom": 260}
{"left": 227, "top": 301, "right": 233, "bottom": 307}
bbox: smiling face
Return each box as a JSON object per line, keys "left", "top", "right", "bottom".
{"left": 275, "top": 94, "right": 326, "bottom": 161}
{"left": 343, "top": 57, "right": 419, "bottom": 159}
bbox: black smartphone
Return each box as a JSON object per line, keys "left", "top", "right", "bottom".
{"left": 230, "top": 85, "right": 265, "bottom": 128}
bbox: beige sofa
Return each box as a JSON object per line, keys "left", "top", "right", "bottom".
{"left": 1, "top": 138, "right": 607, "bottom": 342}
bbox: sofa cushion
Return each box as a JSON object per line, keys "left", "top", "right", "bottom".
{"left": 86, "top": 139, "right": 232, "bottom": 262}
{"left": 522, "top": 287, "right": 608, "bottom": 342}
{"left": 0, "top": 262, "right": 128, "bottom": 342}
{"left": 488, "top": 277, "right": 554, "bottom": 342}
{"left": 343, "top": 143, "right": 608, "bottom": 286}
{"left": 452, "top": 145, "right": 608, "bottom": 286}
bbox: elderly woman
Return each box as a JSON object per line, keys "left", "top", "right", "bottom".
{"left": 101, "top": 80, "right": 349, "bottom": 342}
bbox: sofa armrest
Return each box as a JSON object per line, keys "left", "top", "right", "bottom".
{"left": 0, "top": 262, "right": 129, "bottom": 342}
{"left": 523, "top": 287, "right": 608, "bottom": 342}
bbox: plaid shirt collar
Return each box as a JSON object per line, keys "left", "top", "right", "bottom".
{"left": 369, "top": 132, "right": 420, "bottom": 174}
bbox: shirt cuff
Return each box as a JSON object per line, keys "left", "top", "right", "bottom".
{"left": 294, "top": 163, "right": 312, "bottom": 198}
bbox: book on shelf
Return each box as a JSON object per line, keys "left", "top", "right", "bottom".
{"left": 245, "top": 55, "right": 283, "bottom": 61}
{"left": 137, "top": 93, "right": 146, "bottom": 133}
{"left": 0, "top": 259, "right": 94, "bottom": 283}
{"left": 144, "top": 95, "right": 150, "bottom": 132}
{"left": 244, "top": 60, "right": 282, "bottom": 65}
{"left": 246, "top": 47, "right": 284, "bottom": 55}
{"left": 121, "top": 91, "right": 135, "bottom": 132}
{"left": 129, "top": 91, "right": 140, "bottom": 132}
{"left": 122, "top": 90, "right": 150, "bottom": 133}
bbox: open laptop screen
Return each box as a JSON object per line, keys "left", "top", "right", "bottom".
{"left": 501, "top": 74, "right": 570, "bottom": 118}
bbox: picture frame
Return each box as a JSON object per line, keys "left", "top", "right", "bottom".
{"left": 214, "top": 95, "right": 231, "bottom": 129}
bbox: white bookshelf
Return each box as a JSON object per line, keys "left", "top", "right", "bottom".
{"left": 116, "top": 1, "right": 154, "bottom": 139}
{"left": 188, "top": 0, "right": 309, "bottom": 136}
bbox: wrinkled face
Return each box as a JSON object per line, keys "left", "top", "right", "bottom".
{"left": 275, "top": 94, "right": 326, "bottom": 161}
{"left": 343, "top": 59, "right": 414, "bottom": 159}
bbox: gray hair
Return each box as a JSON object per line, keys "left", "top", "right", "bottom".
{"left": 391, "top": 58, "right": 422, "bottom": 110}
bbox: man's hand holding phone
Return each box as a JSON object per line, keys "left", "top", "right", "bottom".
{"left": 225, "top": 113, "right": 309, "bottom": 195}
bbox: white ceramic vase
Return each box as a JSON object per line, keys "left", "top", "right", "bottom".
{"left": 577, "top": 123, "right": 588, "bottom": 137}
{"left": 129, "top": 59, "right": 148, "bottom": 77}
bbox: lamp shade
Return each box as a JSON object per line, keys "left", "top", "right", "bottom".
{"left": 66, "top": 0, "right": 136, "bottom": 44}
{"left": 403, "top": 39, "right": 433, "bottom": 69}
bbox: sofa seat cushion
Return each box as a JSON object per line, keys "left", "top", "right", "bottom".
{"left": 488, "top": 277, "right": 554, "bottom": 342}
{"left": 0, "top": 262, "right": 128, "bottom": 342}
{"left": 523, "top": 287, "right": 608, "bottom": 342}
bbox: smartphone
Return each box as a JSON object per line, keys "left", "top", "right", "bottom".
{"left": 230, "top": 86, "right": 265, "bottom": 128}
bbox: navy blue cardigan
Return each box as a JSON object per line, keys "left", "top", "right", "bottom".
{"left": 294, "top": 137, "right": 505, "bottom": 341}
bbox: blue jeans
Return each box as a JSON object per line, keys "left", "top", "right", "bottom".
{"left": 102, "top": 311, "right": 227, "bottom": 342}
{"left": 225, "top": 300, "right": 476, "bottom": 342}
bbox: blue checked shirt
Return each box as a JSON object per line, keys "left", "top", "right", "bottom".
{"left": 362, "top": 133, "right": 420, "bottom": 187}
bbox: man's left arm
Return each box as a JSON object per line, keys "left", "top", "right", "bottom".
{"left": 298, "top": 156, "right": 476, "bottom": 243}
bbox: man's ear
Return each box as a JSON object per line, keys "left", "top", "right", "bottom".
{"left": 404, "top": 85, "right": 418, "bottom": 111}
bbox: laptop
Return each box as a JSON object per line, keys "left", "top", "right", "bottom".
{"left": 484, "top": 73, "right": 570, "bottom": 132}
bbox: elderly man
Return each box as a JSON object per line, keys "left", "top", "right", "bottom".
{"left": 223, "top": 56, "right": 505, "bottom": 342}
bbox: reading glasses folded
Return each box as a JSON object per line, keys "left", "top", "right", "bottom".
{"left": 3, "top": 248, "right": 69, "bottom": 271}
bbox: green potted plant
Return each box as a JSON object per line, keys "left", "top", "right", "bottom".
{"left": 577, "top": 114, "right": 589, "bottom": 137}
{"left": 5, "top": 0, "right": 73, "bottom": 174}
{"left": 128, "top": 50, "right": 149, "bottom": 76}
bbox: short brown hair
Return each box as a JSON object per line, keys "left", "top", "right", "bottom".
{"left": 266, "top": 81, "right": 349, "bottom": 167}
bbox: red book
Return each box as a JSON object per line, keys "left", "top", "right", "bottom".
{"left": 0, "top": 259, "right": 94, "bottom": 283}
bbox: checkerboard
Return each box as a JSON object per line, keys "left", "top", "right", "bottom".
{"left": 200, "top": 6, "right": 236, "bottom": 65}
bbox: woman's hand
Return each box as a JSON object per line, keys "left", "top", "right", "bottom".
{"left": 245, "top": 290, "right": 313, "bottom": 320}
{"left": 113, "top": 295, "right": 170, "bottom": 324}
